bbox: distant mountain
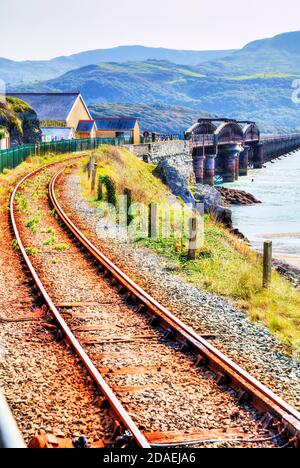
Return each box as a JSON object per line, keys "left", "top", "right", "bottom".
{"left": 196, "top": 30, "right": 300, "bottom": 75}
{"left": 10, "top": 58, "right": 299, "bottom": 132}
{"left": 0, "top": 58, "right": 72, "bottom": 85}
{"left": 0, "top": 45, "right": 236, "bottom": 84}
{"left": 6, "top": 31, "right": 300, "bottom": 132}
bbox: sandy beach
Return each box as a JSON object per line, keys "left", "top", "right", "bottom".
{"left": 274, "top": 253, "right": 300, "bottom": 270}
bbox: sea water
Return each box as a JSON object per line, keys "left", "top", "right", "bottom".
{"left": 222, "top": 151, "right": 300, "bottom": 265}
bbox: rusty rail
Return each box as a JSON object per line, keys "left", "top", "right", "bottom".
{"left": 10, "top": 162, "right": 150, "bottom": 449}
{"left": 49, "top": 165, "right": 300, "bottom": 446}
{"left": 0, "top": 392, "right": 26, "bottom": 448}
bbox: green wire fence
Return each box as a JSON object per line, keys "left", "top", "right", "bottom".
{"left": 0, "top": 137, "right": 133, "bottom": 173}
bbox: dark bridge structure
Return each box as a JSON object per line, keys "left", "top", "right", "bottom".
{"left": 186, "top": 119, "right": 300, "bottom": 185}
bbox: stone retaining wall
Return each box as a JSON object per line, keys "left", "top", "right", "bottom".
{"left": 123, "top": 140, "right": 193, "bottom": 181}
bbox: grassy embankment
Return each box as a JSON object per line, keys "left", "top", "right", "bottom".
{"left": 80, "top": 146, "right": 300, "bottom": 355}
{"left": 0, "top": 150, "right": 87, "bottom": 223}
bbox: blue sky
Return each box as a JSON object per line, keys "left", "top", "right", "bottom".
{"left": 1, "top": 0, "right": 300, "bottom": 60}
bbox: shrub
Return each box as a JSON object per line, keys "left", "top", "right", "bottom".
{"left": 98, "top": 175, "right": 117, "bottom": 207}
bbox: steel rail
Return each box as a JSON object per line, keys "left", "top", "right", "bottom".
{"left": 10, "top": 162, "right": 150, "bottom": 449}
{"left": 50, "top": 165, "right": 300, "bottom": 445}
{"left": 0, "top": 392, "right": 26, "bottom": 448}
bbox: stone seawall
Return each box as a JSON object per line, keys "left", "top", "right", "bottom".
{"left": 123, "top": 141, "right": 193, "bottom": 181}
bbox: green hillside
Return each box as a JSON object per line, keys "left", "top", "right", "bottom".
{"left": 11, "top": 58, "right": 300, "bottom": 132}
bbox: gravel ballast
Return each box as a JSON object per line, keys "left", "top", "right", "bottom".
{"left": 60, "top": 171, "right": 300, "bottom": 411}
{"left": 10, "top": 164, "right": 282, "bottom": 448}
{"left": 0, "top": 162, "right": 114, "bottom": 445}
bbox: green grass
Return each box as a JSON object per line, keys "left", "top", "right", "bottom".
{"left": 78, "top": 147, "right": 300, "bottom": 354}
{"left": 137, "top": 217, "right": 300, "bottom": 354}
{"left": 25, "top": 213, "right": 44, "bottom": 230}
{"left": 43, "top": 236, "right": 57, "bottom": 246}
{"left": 25, "top": 246, "right": 39, "bottom": 256}
{"left": 226, "top": 72, "right": 300, "bottom": 81}
{"left": 11, "top": 239, "right": 19, "bottom": 251}
{"left": 80, "top": 146, "right": 175, "bottom": 206}
{"left": 53, "top": 243, "right": 69, "bottom": 251}
{"left": 40, "top": 227, "right": 55, "bottom": 234}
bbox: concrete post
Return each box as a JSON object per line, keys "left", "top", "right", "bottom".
{"left": 239, "top": 146, "right": 249, "bottom": 176}
{"left": 253, "top": 143, "right": 264, "bottom": 169}
{"left": 192, "top": 148, "right": 205, "bottom": 184}
{"left": 234, "top": 153, "right": 240, "bottom": 180}
{"left": 203, "top": 154, "right": 216, "bottom": 185}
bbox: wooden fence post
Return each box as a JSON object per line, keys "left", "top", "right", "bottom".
{"left": 188, "top": 215, "right": 198, "bottom": 261}
{"left": 91, "top": 162, "right": 97, "bottom": 192}
{"left": 263, "top": 241, "right": 272, "bottom": 288}
{"left": 149, "top": 203, "right": 159, "bottom": 238}
{"left": 124, "top": 188, "right": 132, "bottom": 226}
{"left": 88, "top": 154, "right": 94, "bottom": 180}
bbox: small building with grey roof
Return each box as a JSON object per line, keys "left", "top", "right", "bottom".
{"left": 77, "top": 120, "right": 97, "bottom": 139}
{"left": 95, "top": 117, "right": 140, "bottom": 144}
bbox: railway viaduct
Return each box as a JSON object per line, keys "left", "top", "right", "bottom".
{"left": 187, "top": 119, "right": 300, "bottom": 185}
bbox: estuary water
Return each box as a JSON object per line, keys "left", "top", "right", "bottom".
{"left": 223, "top": 151, "right": 300, "bottom": 268}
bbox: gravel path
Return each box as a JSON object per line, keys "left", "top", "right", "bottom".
{"left": 12, "top": 164, "right": 282, "bottom": 448}
{"left": 60, "top": 170, "right": 300, "bottom": 411}
{"left": 0, "top": 162, "right": 114, "bottom": 445}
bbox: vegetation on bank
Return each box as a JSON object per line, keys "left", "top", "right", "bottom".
{"left": 138, "top": 225, "right": 300, "bottom": 354}
{"left": 80, "top": 145, "right": 173, "bottom": 206}
{"left": 0, "top": 97, "right": 41, "bottom": 145}
{"left": 80, "top": 146, "right": 300, "bottom": 355}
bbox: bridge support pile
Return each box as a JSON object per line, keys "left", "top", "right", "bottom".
{"left": 188, "top": 118, "right": 300, "bottom": 186}
{"left": 239, "top": 146, "right": 249, "bottom": 176}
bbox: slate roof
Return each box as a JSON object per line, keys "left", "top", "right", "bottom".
{"left": 7, "top": 92, "right": 86, "bottom": 122}
{"left": 95, "top": 118, "right": 138, "bottom": 131}
{"left": 41, "top": 127, "right": 74, "bottom": 140}
{"left": 77, "top": 120, "right": 96, "bottom": 132}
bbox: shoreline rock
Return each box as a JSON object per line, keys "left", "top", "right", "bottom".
{"left": 155, "top": 160, "right": 258, "bottom": 238}
{"left": 273, "top": 259, "right": 300, "bottom": 288}
{"left": 217, "top": 187, "right": 262, "bottom": 206}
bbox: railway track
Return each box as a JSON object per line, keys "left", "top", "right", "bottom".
{"left": 0, "top": 392, "right": 26, "bottom": 448}
{"left": 8, "top": 160, "right": 300, "bottom": 448}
